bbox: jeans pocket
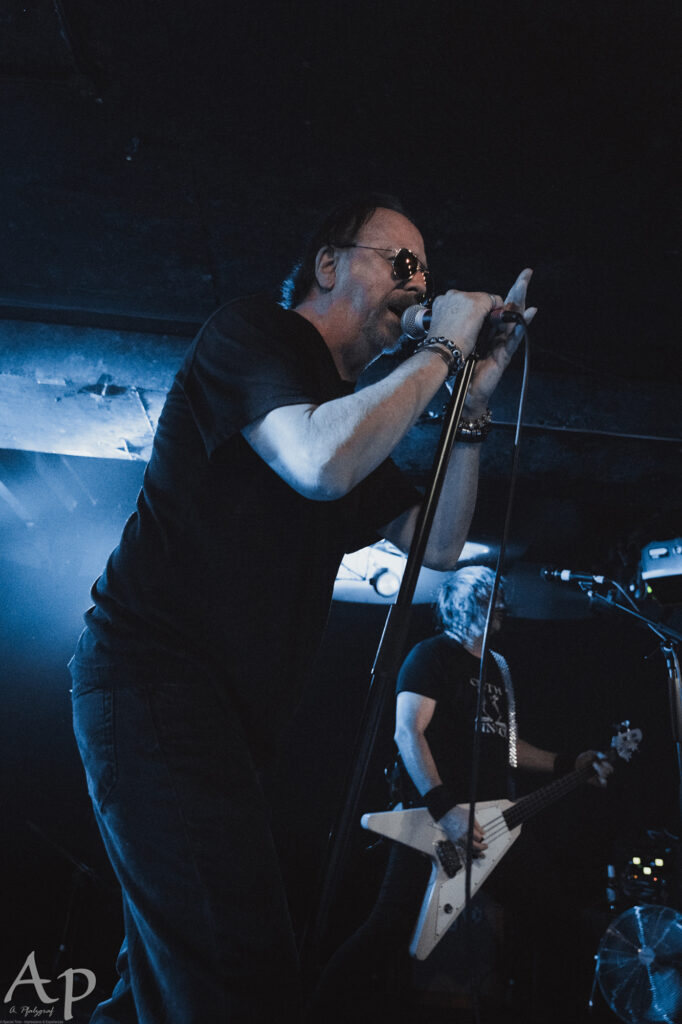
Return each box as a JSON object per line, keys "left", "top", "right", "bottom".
{"left": 72, "top": 687, "right": 118, "bottom": 809}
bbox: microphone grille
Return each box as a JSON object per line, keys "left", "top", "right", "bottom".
{"left": 400, "top": 304, "right": 429, "bottom": 340}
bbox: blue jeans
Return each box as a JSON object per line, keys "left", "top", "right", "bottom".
{"left": 70, "top": 633, "right": 300, "bottom": 1023}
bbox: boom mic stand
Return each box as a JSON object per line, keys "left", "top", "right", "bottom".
{"left": 303, "top": 352, "right": 478, "bottom": 965}
{"left": 584, "top": 585, "right": 682, "bottom": 822}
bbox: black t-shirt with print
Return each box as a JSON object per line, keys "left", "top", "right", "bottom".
{"left": 396, "top": 633, "right": 511, "bottom": 805}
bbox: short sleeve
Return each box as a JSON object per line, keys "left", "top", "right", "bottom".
{"left": 397, "top": 637, "right": 466, "bottom": 703}
{"left": 180, "top": 298, "right": 325, "bottom": 457}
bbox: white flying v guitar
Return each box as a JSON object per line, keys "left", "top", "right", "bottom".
{"left": 361, "top": 721, "right": 641, "bottom": 961}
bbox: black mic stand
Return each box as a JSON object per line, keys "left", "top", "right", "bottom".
{"left": 583, "top": 585, "right": 682, "bottom": 821}
{"left": 302, "top": 354, "right": 478, "bottom": 967}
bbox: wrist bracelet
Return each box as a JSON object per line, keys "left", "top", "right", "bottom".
{"left": 414, "top": 336, "right": 463, "bottom": 379}
{"left": 455, "top": 408, "right": 492, "bottom": 443}
{"left": 424, "top": 783, "right": 456, "bottom": 821}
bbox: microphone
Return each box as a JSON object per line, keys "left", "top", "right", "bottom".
{"left": 541, "top": 568, "right": 607, "bottom": 585}
{"left": 400, "top": 304, "right": 432, "bottom": 339}
{"left": 401, "top": 303, "right": 523, "bottom": 341}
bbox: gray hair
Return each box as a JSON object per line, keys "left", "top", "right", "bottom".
{"left": 436, "top": 565, "right": 506, "bottom": 643}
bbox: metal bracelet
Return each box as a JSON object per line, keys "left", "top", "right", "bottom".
{"left": 455, "top": 407, "right": 492, "bottom": 442}
{"left": 414, "top": 336, "right": 463, "bottom": 378}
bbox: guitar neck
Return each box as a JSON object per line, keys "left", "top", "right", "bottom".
{"left": 503, "top": 754, "right": 610, "bottom": 831}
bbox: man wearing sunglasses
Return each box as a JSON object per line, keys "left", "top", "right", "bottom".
{"left": 70, "top": 194, "right": 535, "bottom": 1024}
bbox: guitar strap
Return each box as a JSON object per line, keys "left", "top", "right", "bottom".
{"left": 490, "top": 650, "right": 518, "bottom": 769}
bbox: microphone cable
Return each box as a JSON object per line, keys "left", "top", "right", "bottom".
{"left": 462, "top": 315, "right": 531, "bottom": 1024}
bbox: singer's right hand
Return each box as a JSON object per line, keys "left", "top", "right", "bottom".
{"left": 427, "top": 289, "right": 503, "bottom": 360}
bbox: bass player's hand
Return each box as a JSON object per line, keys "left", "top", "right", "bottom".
{"left": 440, "top": 805, "right": 488, "bottom": 856}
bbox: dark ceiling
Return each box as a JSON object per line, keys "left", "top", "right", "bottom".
{"left": 0, "top": 0, "right": 680, "bottom": 578}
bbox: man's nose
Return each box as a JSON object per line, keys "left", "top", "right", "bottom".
{"left": 404, "top": 268, "right": 429, "bottom": 301}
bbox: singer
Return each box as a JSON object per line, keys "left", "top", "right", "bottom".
{"left": 69, "top": 194, "right": 535, "bottom": 1024}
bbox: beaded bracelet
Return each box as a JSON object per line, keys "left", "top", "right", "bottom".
{"left": 413, "top": 336, "right": 463, "bottom": 379}
{"left": 455, "top": 407, "right": 492, "bottom": 443}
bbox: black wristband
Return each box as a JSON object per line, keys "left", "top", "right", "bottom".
{"left": 424, "top": 784, "right": 456, "bottom": 821}
{"left": 553, "top": 752, "right": 575, "bottom": 777}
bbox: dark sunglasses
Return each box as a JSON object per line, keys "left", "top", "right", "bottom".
{"left": 334, "top": 243, "right": 433, "bottom": 303}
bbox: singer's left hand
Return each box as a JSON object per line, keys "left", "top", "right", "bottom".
{"left": 462, "top": 268, "right": 536, "bottom": 414}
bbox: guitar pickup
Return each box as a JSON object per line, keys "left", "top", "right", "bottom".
{"left": 435, "top": 839, "right": 462, "bottom": 878}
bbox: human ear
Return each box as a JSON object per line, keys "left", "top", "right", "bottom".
{"left": 314, "top": 245, "right": 337, "bottom": 291}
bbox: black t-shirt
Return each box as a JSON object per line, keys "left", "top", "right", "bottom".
{"left": 396, "top": 634, "right": 511, "bottom": 805}
{"left": 83, "top": 295, "right": 418, "bottom": 750}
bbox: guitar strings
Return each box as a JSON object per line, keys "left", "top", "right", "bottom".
{"left": 440, "top": 735, "right": 636, "bottom": 865}
{"left": 447, "top": 765, "right": 595, "bottom": 855}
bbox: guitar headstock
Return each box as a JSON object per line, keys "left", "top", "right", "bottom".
{"left": 611, "top": 720, "right": 642, "bottom": 762}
